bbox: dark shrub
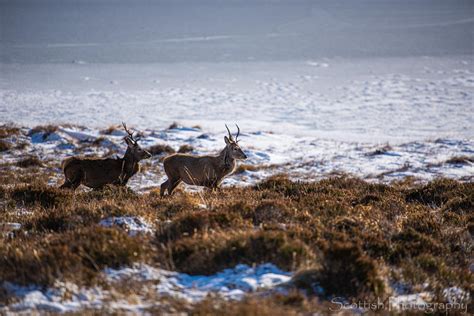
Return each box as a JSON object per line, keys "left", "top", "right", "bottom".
{"left": 319, "top": 242, "right": 385, "bottom": 298}
{"left": 27, "top": 125, "right": 58, "bottom": 141}
{"left": 0, "top": 125, "right": 21, "bottom": 138}
{"left": 169, "top": 231, "right": 313, "bottom": 275}
{"left": 157, "top": 210, "right": 248, "bottom": 242}
{"left": 147, "top": 144, "right": 175, "bottom": 156}
{"left": 10, "top": 184, "right": 69, "bottom": 208}
{"left": 0, "top": 140, "right": 12, "bottom": 152}
{"left": 0, "top": 227, "right": 151, "bottom": 286}
{"left": 253, "top": 201, "right": 290, "bottom": 225}
{"left": 405, "top": 179, "right": 471, "bottom": 207}
{"left": 16, "top": 156, "right": 44, "bottom": 168}
{"left": 445, "top": 156, "right": 474, "bottom": 165}
{"left": 178, "top": 144, "right": 193, "bottom": 153}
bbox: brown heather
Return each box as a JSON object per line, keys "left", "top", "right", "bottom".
{"left": 0, "top": 124, "right": 21, "bottom": 139}
{"left": 0, "top": 167, "right": 473, "bottom": 312}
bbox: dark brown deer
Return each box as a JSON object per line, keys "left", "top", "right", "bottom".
{"left": 60, "top": 123, "right": 151, "bottom": 190}
{"left": 160, "top": 124, "right": 247, "bottom": 197}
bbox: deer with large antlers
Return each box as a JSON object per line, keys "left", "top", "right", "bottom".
{"left": 160, "top": 124, "right": 247, "bottom": 197}
{"left": 60, "top": 123, "right": 151, "bottom": 190}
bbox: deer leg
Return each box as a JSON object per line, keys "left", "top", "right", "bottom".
{"left": 60, "top": 171, "right": 82, "bottom": 190}
{"left": 167, "top": 178, "right": 181, "bottom": 196}
{"left": 60, "top": 180, "right": 72, "bottom": 189}
{"left": 160, "top": 179, "right": 169, "bottom": 197}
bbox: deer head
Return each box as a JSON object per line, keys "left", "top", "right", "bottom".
{"left": 224, "top": 124, "right": 247, "bottom": 160}
{"left": 122, "top": 122, "right": 152, "bottom": 161}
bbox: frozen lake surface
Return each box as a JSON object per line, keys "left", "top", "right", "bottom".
{"left": 1, "top": 0, "right": 473, "bottom": 63}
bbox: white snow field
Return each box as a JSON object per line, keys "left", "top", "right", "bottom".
{"left": 1, "top": 0, "right": 473, "bottom": 313}
{"left": 2, "top": 264, "right": 292, "bottom": 313}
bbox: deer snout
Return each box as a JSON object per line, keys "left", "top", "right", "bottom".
{"left": 241, "top": 152, "right": 248, "bottom": 160}
{"left": 144, "top": 150, "right": 152, "bottom": 159}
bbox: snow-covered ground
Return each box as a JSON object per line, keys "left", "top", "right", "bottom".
{"left": 1, "top": 124, "right": 473, "bottom": 193}
{"left": 2, "top": 263, "right": 291, "bottom": 313}
{"left": 2, "top": 259, "right": 469, "bottom": 314}
{"left": 1, "top": 57, "right": 473, "bottom": 143}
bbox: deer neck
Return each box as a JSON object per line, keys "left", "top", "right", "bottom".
{"left": 218, "top": 147, "right": 235, "bottom": 172}
{"left": 119, "top": 149, "right": 138, "bottom": 182}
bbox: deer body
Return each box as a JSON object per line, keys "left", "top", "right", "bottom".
{"left": 60, "top": 123, "right": 151, "bottom": 190}
{"left": 160, "top": 125, "right": 247, "bottom": 196}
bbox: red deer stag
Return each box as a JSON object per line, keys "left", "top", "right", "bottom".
{"left": 160, "top": 124, "right": 247, "bottom": 197}
{"left": 60, "top": 123, "right": 151, "bottom": 190}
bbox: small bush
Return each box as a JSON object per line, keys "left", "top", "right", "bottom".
{"left": 168, "top": 230, "right": 314, "bottom": 275}
{"left": 0, "top": 140, "right": 12, "bottom": 152}
{"left": 27, "top": 125, "right": 58, "bottom": 136}
{"left": 234, "top": 164, "right": 259, "bottom": 174}
{"left": 253, "top": 201, "right": 290, "bottom": 225}
{"left": 10, "top": 184, "right": 69, "bottom": 208}
{"left": 366, "top": 144, "right": 392, "bottom": 156}
{"left": 318, "top": 242, "right": 385, "bottom": 298}
{"left": 445, "top": 156, "right": 474, "bottom": 165}
{"left": 147, "top": 144, "right": 175, "bottom": 156}
{"left": 168, "top": 122, "right": 179, "bottom": 130}
{"left": 100, "top": 125, "right": 120, "bottom": 135}
{"left": 0, "top": 227, "right": 151, "bottom": 286}
{"left": 0, "top": 124, "right": 21, "bottom": 138}
{"left": 405, "top": 179, "right": 473, "bottom": 207}
{"left": 255, "top": 175, "right": 308, "bottom": 198}
{"left": 178, "top": 144, "right": 193, "bottom": 153}
{"left": 157, "top": 210, "right": 249, "bottom": 242}
{"left": 16, "top": 156, "right": 44, "bottom": 168}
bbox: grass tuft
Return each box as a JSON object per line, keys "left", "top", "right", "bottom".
{"left": 10, "top": 184, "right": 70, "bottom": 208}
{"left": 0, "top": 124, "right": 21, "bottom": 138}
{"left": 0, "top": 227, "right": 152, "bottom": 286}
{"left": 178, "top": 144, "right": 193, "bottom": 153}
{"left": 16, "top": 156, "right": 44, "bottom": 168}
{"left": 166, "top": 230, "right": 314, "bottom": 275}
{"left": 147, "top": 144, "right": 175, "bottom": 156}
{"left": 0, "top": 140, "right": 12, "bottom": 152}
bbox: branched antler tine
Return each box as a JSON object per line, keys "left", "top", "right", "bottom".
{"left": 225, "top": 124, "right": 233, "bottom": 141}
{"left": 122, "top": 122, "right": 136, "bottom": 143}
{"left": 235, "top": 124, "right": 240, "bottom": 141}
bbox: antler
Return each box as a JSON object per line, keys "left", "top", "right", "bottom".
{"left": 122, "top": 122, "right": 137, "bottom": 144}
{"left": 235, "top": 124, "right": 240, "bottom": 142}
{"left": 225, "top": 124, "right": 234, "bottom": 141}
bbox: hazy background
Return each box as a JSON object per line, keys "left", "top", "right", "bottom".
{"left": 1, "top": 0, "right": 473, "bottom": 64}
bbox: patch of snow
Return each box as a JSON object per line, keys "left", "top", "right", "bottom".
{"left": 105, "top": 263, "right": 291, "bottom": 302}
{"left": 3, "top": 281, "right": 106, "bottom": 313}
{"left": 1, "top": 263, "right": 291, "bottom": 313}
{"left": 29, "top": 131, "right": 62, "bottom": 144}
{"left": 442, "top": 287, "right": 470, "bottom": 304}
{"left": 388, "top": 292, "right": 433, "bottom": 311}
{"left": 99, "top": 216, "right": 153, "bottom": 236}
{"left": 0, "top": 222, "right": 21, "bottom": 238}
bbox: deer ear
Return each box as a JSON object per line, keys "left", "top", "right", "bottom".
{"left": 224, "top": 136, "right": 231, "bottom": 145}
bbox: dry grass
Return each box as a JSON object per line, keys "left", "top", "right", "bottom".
{"left": 147, "top": 144, "right": 175, "bottom": 156}
{"left": 0, "top": 173, "right": 472, "bottom": 312}
{"left": 16, "top": 156, "right": 44, "bottom": 168}
{"left": 178, "top": 144, "right": 194, "bottom": 153}
{"left": 27, "top": 125, "right": 58, "bottom": 136}
{"left": 99, "top": 124, "right": 121, "bottom": 135}
{"left": 445, "top": 155, "right": 474, "bottom": 165}
{"left": 0, "top": 140, "right": 12, "bottom": 152}
{"left": 0, "top": 124, "right": 21, "bottom": 138}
